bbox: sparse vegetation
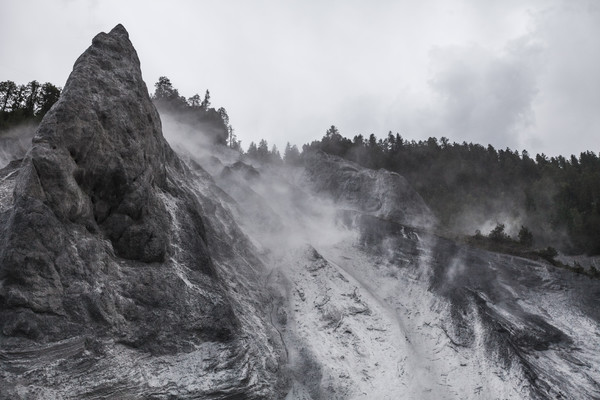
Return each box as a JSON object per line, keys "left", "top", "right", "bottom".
{"left": 518, "top": 226, "right": 534, "bottom": 247}
{"left": 489, "top": 223, "right": 510, "bottom": 243}
{"left": 468, "top": 223, "right": 533, "bottom": 253}
{"left": 465, "top": 227, "right": 599, "bottom": 278}
{"left": 245, "top": 139, "right": 282, "bottom": 164}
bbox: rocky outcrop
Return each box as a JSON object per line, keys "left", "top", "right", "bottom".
{"left": 303, "top": 151, "right": 436, "bottom": 229}
{"left": 0, "top": 25, "right": 284, "bottom": 399}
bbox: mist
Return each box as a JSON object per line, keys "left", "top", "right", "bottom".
{"left": 156, "top": 110, "right": 523, "bottom": 398}
{"left": 159, "top": 108, "right": 355, "bottom": 259}
{"left": 0, "top": 124, "right": 36, "bottom": 168}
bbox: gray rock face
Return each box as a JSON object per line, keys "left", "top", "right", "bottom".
{"left": 303, "top": 151, "right": 436, "bottom": 229}
{"left": 31, "top": 24, "right": 175, "bottom": 263}
{"left": 0, "top": 25, "right": 283, "bottom": 398}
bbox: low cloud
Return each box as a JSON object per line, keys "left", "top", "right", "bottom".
{"left": 425, "top": 39, "right": 542, "bottom": 150}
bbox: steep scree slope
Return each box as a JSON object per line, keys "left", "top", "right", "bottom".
{"left": 195, "top": 150, "right": 600, "bottom": 399}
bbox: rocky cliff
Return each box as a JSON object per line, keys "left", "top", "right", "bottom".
{"left": 303, "top": 151, "right": 436, "bottom": 229}
{"left": 0, "top": 24, "right": 284, "bottom": 399}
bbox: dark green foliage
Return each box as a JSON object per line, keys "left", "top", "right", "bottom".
{"left": 153, "top": 76, "right": 186, "bottom": 106}
{"left": 467, "top": 226, "right": 599, "bottom": 278}
{"left": 540, "top": 246, "right": 558, "bottom": 259}
{"left": 257, "top": 139, "right": 269, "bottom": 161}
{"left": 151, "top": 77, "right": 231, "bottom": 146}
{"left": 38, "top": 82, "right": 61, "bottom": 115}
{"left": 270, "top": 145, "right": 282, "bottom": 163}
{"left": 201, "top": 90, "right": 211, "bottom": 110}
{"left": 489, "top": 223, "right": 510, "bottom": 242}
{"left": 470, "top": 224, "right": 524, "bottom": 253}
{"left": 518, "top": 226, "right": 534, "bottom": 247}
{"left": 318, "top": 125, "right": 353, "bottom": 158}
{"left": 247, "top": 141, "right": 258, "bottom": 159}
{"left": 227, "top": 126, "right": 241, "bottom": 151}
{"left": 284, "top": 142, "right": 301, "bottom": 165}
{"left": 304, "top": 127, "right": 600, "bottom": 255}
{"left": 218, "top": 107, "right": 241, "bottom": 150}
{"left": 245, "top": 139, "right": 282, "bottom": 163}
{"left": 188, "top": 93, "right": 201, "bottom": 107}
{"left": 0, "top": 80, "right": 61, "bottom": 130}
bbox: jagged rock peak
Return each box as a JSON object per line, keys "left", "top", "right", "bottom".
{"left": 109, "top": 23, "right": 128, "bottom": 35}
{"left": 0, "top": 24, "right": 285, "bottom": 399}
{"left": 25, "top": 23, "right": 177, "bottom": 262}
{"left": 0, "top": 22, "right": 190, "bottom": 341}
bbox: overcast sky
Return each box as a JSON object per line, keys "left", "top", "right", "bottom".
{"left": 1, "top": 0, "right": 599, "bottom": 156}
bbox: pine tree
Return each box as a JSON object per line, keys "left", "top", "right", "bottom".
{"left": 153, "top": 76, "right": 179, "bottom": 101}
{"left": 518, "top": 226, "right": 534, "bottom": 247}
{"left": 0, "top": 80, "right": 17, "bottom": 112}
{"left": 270, "top": 144, "right": 282, "bottom": 163}
{"left": 257, "top": 139, "right": 269, "bottom": 162}
{"left": 201, "top": 90, "right": 211, "bottom": 110}
{"left": 228, "top": 126, "right": 241, "bottom": 151}
{"left": 188, "top": 94, "right": 201, "bottom": 108}
{"left": 38, "top": 82, "right": 61, "bottom": 115}
{"left": 284, "top": 142, "right": 301, "bottom": 165}
{"left": 247, "top": 142, "right": 258, "bottom": 159}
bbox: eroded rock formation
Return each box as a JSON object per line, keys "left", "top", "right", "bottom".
{"left": 303, "top": 150, "right": 436, "bottom": 229}
{"left": 0, "top": 24, "right": 283, "bottom": 399}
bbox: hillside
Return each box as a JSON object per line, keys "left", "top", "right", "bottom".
{"left": 1, "top": 25, "right": 599, "bottom": 399}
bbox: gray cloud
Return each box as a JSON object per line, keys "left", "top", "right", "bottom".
{"left": 527, "top": 1, "right": 600, "bottom": 155}
{"left": 423, "top": 39, "right": 543, "bottom": 150}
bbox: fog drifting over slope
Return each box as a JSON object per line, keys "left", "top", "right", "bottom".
{"left": 158, "top": 110, "right": 600, "bottom": 399}
{"left": 160, "top": 111, "right": 353, "bottom": 255}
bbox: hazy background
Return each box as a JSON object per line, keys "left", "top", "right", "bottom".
{"left": 1, "top": 0, "right": 598, "bottom": 156}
